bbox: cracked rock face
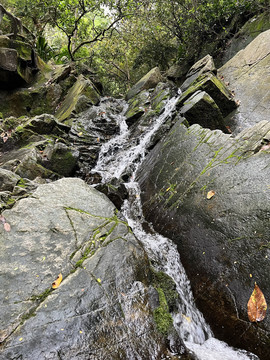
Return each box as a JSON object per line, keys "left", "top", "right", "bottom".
{"left": 0, "top": 178, "right": 169, "bottom": 359}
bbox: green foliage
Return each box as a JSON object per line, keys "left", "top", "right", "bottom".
{"left": 2, "top": 0, "right": 269, "bottom": 95}
{"left": 36, "top": 36, "right": 55, "bottom": 61}
{"left": 153, "top": 0, "right": 269, "bottom": 60}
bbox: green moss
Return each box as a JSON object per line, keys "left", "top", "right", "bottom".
{"left": 20, "top": 307, "right": 37, "bottom": 323}
{"left": 153, "top": 287, "right": 174, "bottom": 335}
{"left": 151, "top": 269, "right": 179, "bottom": 311}
{"left": 6, "top": 198, "right": 16, "bottom": 206}
{"left": 74, "top": 245, "right": 96, "bottom": 269}
{"left": 30, "top": 288, "right": 52, "bottom": 302}
{"left": 56, "top": 75, "right": 100, "bottom": 122}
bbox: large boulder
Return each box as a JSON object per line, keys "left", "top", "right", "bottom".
{"left": 177, "top": 72, "right": 237, "bottom": 118}
{"left": 179, "top": 90, "right": 228, "bottom": 132}
{"left": 219, "top": 29, "right": 270, "bottom": 133}
{"left": 55, "top": 74, "right": 100, "bottom": 122}
{"left": 181, "top": 54, "right": 216, "bottom": 92}
{"left": 126, "top": 67, "right": 163, "bottom": 100}
{"left": 136, "top": 29, "right": 270, "bottom": 360}
{"left": 0, "top": 178, "right": 189, "bottom": 359}
{"left": 0, "top": 36, "right": 39, "bottom": 89}
{"left": 137, "top": 119, "right": 270, "bottom": 360}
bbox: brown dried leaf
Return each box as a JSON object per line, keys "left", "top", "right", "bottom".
{"left": 52, "top": 273, "right": 63, "bottom": 289}
{"left": 4, "top": 222, "right": 11, "bottom": 232}
{"left": 207, "top": 190, "right": 215, "bottom": 199}
{"left": 247, "top": 282, "right": 267, "bottom": 322}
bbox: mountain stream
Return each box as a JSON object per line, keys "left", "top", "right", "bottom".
{"left": 91, "top": 95, "right": 259, "bottom": 360}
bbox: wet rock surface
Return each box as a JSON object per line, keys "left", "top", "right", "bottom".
{"left": 0, "top": 12, "right": 270, "bottom": 359}
{"left": 219, "top": 29, "right": 270, "bottom": 134}
{"left": 0, "top": 178, "right": 185, "bottom": 359}
{"left": 137, "top": 119, "right": 270, "bottom": 360}
{"left": 136, "top": 32, "right": 270, "bottom": 360}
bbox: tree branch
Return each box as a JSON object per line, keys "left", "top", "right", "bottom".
{"left": 72, "top": 15, "right": 124, "bottom": 58}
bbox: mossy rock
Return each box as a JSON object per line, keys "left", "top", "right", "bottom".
{"left": 180, "top": 90, "right": 228, "bottom": 132}
{"left": 221, "top": 12, "right": 270, "bottom": 64}
{"left": 151, "top": 269, "right": 179, "bottom": 312}
{"left": 181, "top": 54, "right": 216, "bottom": 92}
{"left": 177, "top": 72, "right": 237, "bottom": 117}
{"left": 0, "top": 168, "right": 20, "bottom": 192}
{"left": 151, "top": 83, "right": 171, "bottom": 114}
{"left": 41, "top": 142, "right": 79, "bottom": 177}
{"left": 55, "top": 74, "right": 100, "bottom": 122}
{"left": 125, "top": 90, "right": 150, "bottom": 126}
{"left": 126, "top": 67, "right": 163, "bottom": 100}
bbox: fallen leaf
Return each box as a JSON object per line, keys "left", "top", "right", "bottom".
{"left": 207, "top": 190, "right": 215, "bottom": 199}
{"left": 52, "top": 273, "right": 63, "bottom": 289}
{"left": 226, "top": 125, "right": 232, "bottom": 133}
{"left": 182, "top": 314, "right": 191, "bottom": 323}
{"left": 97, "top": 278, "right": 102, "bottom": 283}
{"left": 4, "top": 222, "right": 11, "bottom": 232}
{"left": 247, "top": 282, "right": 267, "bottom": 322}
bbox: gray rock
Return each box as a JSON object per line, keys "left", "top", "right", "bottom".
{"left": 219, "top": 29, "right": 270, "bottom": 133}
{"left": 0, "top": 47, "right": 17, "bottom": 72}
{"left": 137, "top": 119, "right": 270, "bottom": 360}
{"left": 180, "top": 90, "right": 227, "bottom": 132}
{"left": 0, "top": 36, "right": 38, "bottom": 89}
{"left": 126, "top": 67, "right": 163, "bottom": 100}
{"left": 0, "top": 178, "right": 177, "bottom": 359}
{"left": 177, "top": 72, "right": 237, "bottom": 117}
{"left": 166, "top": 64, "right": 185, "bottom": 82}
{"left": 0, "top": 168, "right": 20, "bottom": 191}
{"left": 181, "top": 54, "right": 217, "bottom": 92}
{"left": 55, "top": 74, "right": 100, "bottom": 122}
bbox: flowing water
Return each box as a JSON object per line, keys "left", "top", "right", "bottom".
{"left": 92, "top": 95, "right": 259, "bottom": 360}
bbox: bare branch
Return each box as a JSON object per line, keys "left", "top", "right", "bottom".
{"left": 72, "top": 15, "right": 124, "bottom": 58}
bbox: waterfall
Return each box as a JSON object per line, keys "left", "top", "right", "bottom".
{"left": 91, "top": 95, "right": 259, "bottom": 360}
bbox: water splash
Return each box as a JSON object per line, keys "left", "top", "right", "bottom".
{"left": 94, "top": 95, "right": 180, "bottom": 182}
{"left": 92, "top": 93, "right": 259, "bottom": 360}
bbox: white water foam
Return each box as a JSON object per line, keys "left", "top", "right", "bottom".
{"left": 92, "top": 93, "right": 259, "bottom": 360}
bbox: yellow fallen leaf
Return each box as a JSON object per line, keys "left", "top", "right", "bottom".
{"left": 78, "top": 132, "right": 83, "bottom": 137}
{"left": 207, "top": 190, "right": 215, "bottom": 199}
{"left": 247, "top": 282, "right": 267, "bottom": 322}
{"left": 19, "top": 337, "right": 23, "bottom": 341}
{"left": 182, "top": 314, "right": 191, "bottom": 323}
{"left": 97, "top": 278, "right": 101, "bottom": 283}
{"left": 52, "top": 273, "right": 63, "bottom": 289}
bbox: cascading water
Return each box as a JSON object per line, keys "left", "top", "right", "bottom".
{"left": 92, "top": 94, "right": 259, "bottom": 360}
